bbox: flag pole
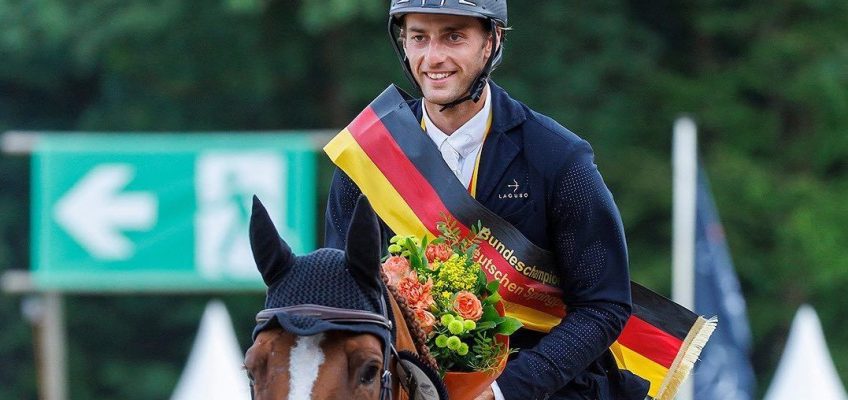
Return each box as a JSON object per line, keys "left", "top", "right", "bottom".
{"left": 673, "top": 116, "right": 697, "bottom": 400}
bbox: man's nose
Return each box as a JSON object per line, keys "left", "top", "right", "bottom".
{"left": 424, "top": 41, "right": 447, "bottom": 64}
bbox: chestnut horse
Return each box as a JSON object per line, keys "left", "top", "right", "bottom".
{"left": 243, "top": 196, "right": 447, "bottom": 400}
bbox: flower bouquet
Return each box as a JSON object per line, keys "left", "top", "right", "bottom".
{"left": 381, "top": 218, "right": 523, "bottom": 399}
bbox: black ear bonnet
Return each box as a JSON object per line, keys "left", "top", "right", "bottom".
{"left": 249, "top": 195, "right": 392, "bottom": 345}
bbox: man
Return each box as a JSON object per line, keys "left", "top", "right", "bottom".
{"left": 325, "top": 1, "right": 649, "bottom": 399}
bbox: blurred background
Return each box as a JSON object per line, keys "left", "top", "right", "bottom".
{"left": 1, "top": 0, "right": 846, "bottom": 399}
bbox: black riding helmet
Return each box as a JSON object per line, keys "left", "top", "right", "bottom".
{"left": 387, "top": 0, "right": 508, "bottom": 110}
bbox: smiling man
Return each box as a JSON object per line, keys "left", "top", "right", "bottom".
{"left": 324, "top": 1, "right": 650, "bottom": 400}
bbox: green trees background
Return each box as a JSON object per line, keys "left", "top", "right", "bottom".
{"left": 1, "top": 0, "right": 846, "bottom": 398}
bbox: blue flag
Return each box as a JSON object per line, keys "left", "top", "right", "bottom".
{"left": 694, "top": 168, "right": 757, "bottom": 399}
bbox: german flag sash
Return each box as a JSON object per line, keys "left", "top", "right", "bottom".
{"left": 325, "top": 85, "right": 716, "bottom": 399}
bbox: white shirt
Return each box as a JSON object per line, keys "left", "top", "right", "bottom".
{"left": 422, "top": 84, "right": 492, "bottom": 189}
{"left": 423, "top": 86, "right": 505, "bottom": 400}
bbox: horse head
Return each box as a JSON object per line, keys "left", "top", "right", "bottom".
{"left": 244, "top": 195, "right": 446, "bottom": 400}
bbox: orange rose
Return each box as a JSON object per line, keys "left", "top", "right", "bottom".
{"left": 382, "top": 255, "right": 410, "bottom": 287}
{"left": 425, "top": 242, "right": 453, "bottom": 264}
{"left": 396, "top": 272, "right": 435, "bottom": 311}
{"left": 452, "top": 291, "right": 483, "bottom": 321}
{"left": 413, "top": 308, "right": 436, "bottom": 335}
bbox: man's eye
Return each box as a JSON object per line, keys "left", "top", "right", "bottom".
{"left": 448, "top": 33, "right": 462, "bottom": 42}
{"left": 411, "top": 35, "right": 425, "bottom": 42}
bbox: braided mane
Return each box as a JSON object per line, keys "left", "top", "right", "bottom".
{"left": 381, "top": 270, "right": 439, "bottom": 372}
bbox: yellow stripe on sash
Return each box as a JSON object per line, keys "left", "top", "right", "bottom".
{"left": 609, "top": 342, "right": 668, "bottom": 398}
{"left": 325, "top": 129, "right": 430, "bottom": 239}
{"left": 502, "top": 301, "right": 561, "bottom": 333}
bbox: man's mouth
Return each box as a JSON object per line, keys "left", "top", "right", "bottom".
{"left": 425, "top": 72, "right": 454, "bottom": 80}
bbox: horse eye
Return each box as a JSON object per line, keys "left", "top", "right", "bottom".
{"left": 359, "top": 364, "right": 380, "bottom": 385}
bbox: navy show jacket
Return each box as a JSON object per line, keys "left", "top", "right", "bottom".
{"left": 325, "top": 81, "right": 649, "bottom": 400}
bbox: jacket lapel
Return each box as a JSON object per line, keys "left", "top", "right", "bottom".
{"left": 474, "top": 82, "right": 526, "bottom": 204}
{"left": 475, "top": 128, "right": 519, "bottom": 203}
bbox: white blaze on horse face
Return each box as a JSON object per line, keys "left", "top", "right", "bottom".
{"left": 288, "top": 333, "right": 326, "bottom": 400}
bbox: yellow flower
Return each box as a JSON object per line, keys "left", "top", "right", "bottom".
{"left": 434, "top": 254, "right": 477, "bottom": 294}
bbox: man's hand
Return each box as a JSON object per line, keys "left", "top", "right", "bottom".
{"left": 473, "top": 387, "right": 495, "bottom": 400}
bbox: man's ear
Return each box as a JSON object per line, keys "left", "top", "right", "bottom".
{"left": 485, "top": 27, "right": 502, "bottom": 59}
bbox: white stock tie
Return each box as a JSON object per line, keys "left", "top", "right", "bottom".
{"left": 440, "top": 141, "right": 462, "bottom": 178}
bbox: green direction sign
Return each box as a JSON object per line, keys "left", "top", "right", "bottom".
{"left": 32, "top": 133, "right": 318, "bottom": 291}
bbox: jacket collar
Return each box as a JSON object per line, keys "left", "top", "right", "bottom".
{"left": 409, "top": 81, "right": 526, "bottom": 203}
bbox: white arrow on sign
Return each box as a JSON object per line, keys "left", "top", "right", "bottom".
{"left": 54, "top": 164, "right": 158, "bottom": 260}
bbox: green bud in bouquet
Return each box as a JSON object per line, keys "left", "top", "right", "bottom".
{"left": 463, "top": 320, "right": 476, "bottom": 331}
{"left": 446, "top": 336, "right": 461, "bottom": 350}
{"left": 448, "top": 320, "right": 465, "bottom": 335}
{"left": 435, "top": 334, "right": 449, "bottom": 348}
{"left": 457, "top": 343, "right": 469, "bottom": 356}
{"left": 389, "top": 235, "right": 402, "bottom": 244}
{"left": 440, "top": 314, "right": 455, "bottom": 326}
{"left": 388, "top": 244, "right": 401, "bottom": 254}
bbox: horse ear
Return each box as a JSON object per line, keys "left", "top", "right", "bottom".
{"left": 345, "top": 196, "right": 383, "bottom": 296}
{"left": 249, "top": 195, "right": 294, "bottom": 286}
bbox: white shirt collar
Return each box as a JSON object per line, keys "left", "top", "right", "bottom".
{"left": 422, "top": 84, "right": 492, "bottom": 159}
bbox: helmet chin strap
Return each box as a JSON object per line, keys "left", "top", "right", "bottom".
{"left": 436, "top": 90, "right": 477, "bottom": 113}
{"left": 435, "top": 75, "right": 485, "bottom": 112}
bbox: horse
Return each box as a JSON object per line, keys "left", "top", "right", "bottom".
{"left": 243, "top": 195, "right": 448, "bottom": 400}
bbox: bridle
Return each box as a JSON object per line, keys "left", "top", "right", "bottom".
{"left": 250, "top": 299, "right": 399, "bottom": 400}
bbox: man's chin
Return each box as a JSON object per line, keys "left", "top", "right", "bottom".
{"left": 422, "top": 91, "right": 464, "bottom": 107}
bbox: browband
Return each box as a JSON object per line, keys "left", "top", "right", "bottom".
{"left": 255, "top": 304, "right": 394, "bottom": 331}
